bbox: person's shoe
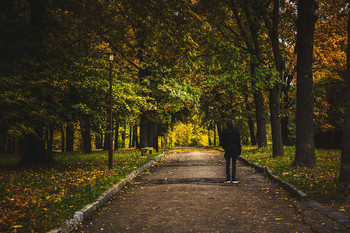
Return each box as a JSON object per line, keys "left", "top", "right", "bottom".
{"left": 232, "top": 180, "right": 239, "bottom": 184}
{"left": 224, "top": 180, "right": 231, "bottom": 184}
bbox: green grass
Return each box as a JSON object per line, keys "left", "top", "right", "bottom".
{"left": 0, "top": 149, "right": 163, "bottom": 233}
{"left": 243, "top": 145, "right": 350, "bottom": 206}
{"left": 0, "top": 154, "right": 20, "bottom": 167}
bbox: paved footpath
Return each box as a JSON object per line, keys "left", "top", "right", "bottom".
{"left": 75, "top": 150, "right": 348, "bottom": 233}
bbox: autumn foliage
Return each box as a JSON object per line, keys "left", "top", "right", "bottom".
{"left": 0, "top": 150, "right": 161, "bottom": 232}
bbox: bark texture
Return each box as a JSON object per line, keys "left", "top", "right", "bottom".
{"left": 293, "top": 0, "right": 317, "bottom": 167}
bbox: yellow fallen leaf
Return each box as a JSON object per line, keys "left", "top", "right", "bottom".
{"left": 275, "top": 218, "right": 283, "bottom": 221}
{"left": 339, "top": 209, "right": 346, "bottom": 212}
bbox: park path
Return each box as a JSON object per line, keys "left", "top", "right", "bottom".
{"left": 75, "top": 150, "right": 347, "bottom": 233}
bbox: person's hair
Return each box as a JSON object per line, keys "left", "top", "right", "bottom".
{"left": 226, "top": 119, "right": 234, "bottom": 128}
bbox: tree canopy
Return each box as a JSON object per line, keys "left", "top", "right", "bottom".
{"left": 1, "top": 0, "right": 350, "bottom": 183}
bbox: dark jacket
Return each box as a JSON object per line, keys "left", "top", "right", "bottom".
{"left": 220, "top": 127, "right": 241, "bottom": 158}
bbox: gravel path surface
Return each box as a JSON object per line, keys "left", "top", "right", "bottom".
{"left": 75, "top": 150, "right": 348, "bottom": 233}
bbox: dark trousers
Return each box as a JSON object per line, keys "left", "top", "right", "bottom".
{"left": 225, "top": 156, "right": 237, "bottom": 181}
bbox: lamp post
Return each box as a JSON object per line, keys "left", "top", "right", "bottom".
{"left": 108, "top": 53, "right": 114, "bottom": 169}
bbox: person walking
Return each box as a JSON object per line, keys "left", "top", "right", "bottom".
{"left": 220, "top": 119, "right": 242, "bottom": 184}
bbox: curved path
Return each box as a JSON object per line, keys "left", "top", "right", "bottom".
{"left": 75, "top": 150, "right": 347, "bottom": 232}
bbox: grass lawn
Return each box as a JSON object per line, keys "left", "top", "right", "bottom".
{"left": 242, "top": 145, "right": 350, "bottom": 216}
{"left": 0, "top": 149, "right": 163, "bottom": 233}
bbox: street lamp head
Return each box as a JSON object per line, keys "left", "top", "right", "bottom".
{"left": 108, "top": 53, "right": 114, "bottom": 61}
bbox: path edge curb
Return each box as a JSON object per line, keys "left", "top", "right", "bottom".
{"left": 237, "top": 156, "right": 350, "bottom": 229}
{"left": 47, "top": 152, "right": 166, "bottom": 233}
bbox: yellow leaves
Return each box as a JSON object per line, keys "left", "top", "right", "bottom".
{"left": 0, "top": 149, "right": 155, "bottom": 232}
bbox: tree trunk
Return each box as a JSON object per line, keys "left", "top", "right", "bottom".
{"left": 244, "top": 94, "right": 256, "bottom": 146}
{"left": 121, "top": 124, "right": 126, "bottom": 148}
{"left": 5, "top": 136, "right": 16, "bottom": 154}
{"left": 95, "top": 131, "right": 103, "bottom": 149}
{"left": 248, "top": 117, "right": 256, "bottom": 146}
{"left": 270, "top": 86, "right": 284, "bottom": 156}
{"left": 339, "top": 7, "right": 350, "bottom": 185}
{"left": 60, "top": 124, "right": 65, "bottom": 152}
{"left": 254, "top": 90, "right": 268, "bottom": 148}
{"left": 66, "top": 123, "right": 74, "bottom": 152}
{"left": 5, "top": 136, "right": 10, "bottom": 154}
{"left": 217, "top": 122, "right": 222, "bottom": 145}
{"left": 153, "top": 122, "right": 159, "bottom": 152}
{"left": 234, "top": 0, "right": 269, "bottom": 149}
{"left": 28, "top": 0, "right": 46, "bottom": 28}
{"left": 131, "top": 125, "right": 135, "bottom": 147}
{"left": 262, "top": 0, "right": 284, "bottom": 156}
{"left": 133, "top": 124, "right": 139, "bottom": 148}
{"left": 214, "top": 124, "right": 217, "bottom": 146}
{"left": 0, "top": 134, "right": 5, "bottom": 154}
{"left": 208, "top": 128, "right": 211, "bottom": 146}
{"left": 114, "top": 123, "right": 119, "bottom": 150}
{"left": 281, "top": 117, "right": 290, "bottom": 145}
{"left": 250, "top": 60, "right": 268, "bottom": 148}
{"left": 140, "top": 113, "right": 148, "bottom": 148}
{"left": 129, "top": 125, "right": 132, "bottom": 148}
{"left": 293, "top": 0, "right": 317, "bottom": 167}
{"left": 147, "top": 120, "right": 155, "bottom": 148}
{"left": 20, "top": 126, "right": 49, "bottom": 164}
{"left": 81, "top": 129, "right": 92, "bottom": 153}
{"left": 146, "top": 120, "right": 158, "bottom": 151}
{"left": 47, "top": 123, "right": 54, "bottom": 156}
{"left": 103, "top": 132, "right": 109, "bottom": 151}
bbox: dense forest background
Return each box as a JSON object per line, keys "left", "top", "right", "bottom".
{"left": 1, "top": 0, "right": 350, "bottom": 183}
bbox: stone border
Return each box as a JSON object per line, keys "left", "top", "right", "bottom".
{"left": 238, "top": 156, "right": 350, "bottom": 229}
{"left": 47, "top": 152, "right": 166, "bottom": 233}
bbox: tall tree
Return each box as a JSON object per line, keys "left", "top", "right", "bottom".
{"left": 339, "top": 5, "right": 350, "bottom": 185}
{"left": 18, "top": 0, "right": 51, "bottom": 163}
{"left": 293, "top": 0, "right": 317, "bottom": 167}
{"left": 260, "top": 0, "right": 284, "bottom": 156}
{"left": 231, "top": 0, "right": 268, "bottom": 148}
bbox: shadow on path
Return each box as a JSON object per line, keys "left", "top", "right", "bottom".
{"left": 75, "top": 150, "right": 348, "bottom": 233}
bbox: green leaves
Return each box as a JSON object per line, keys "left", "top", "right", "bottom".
{"left": 251, "top": 64, "right": 281, "bottom": 91}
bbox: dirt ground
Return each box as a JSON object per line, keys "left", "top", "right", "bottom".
{"left": 75, "top": 150, "right": 349, "bottom": 233}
